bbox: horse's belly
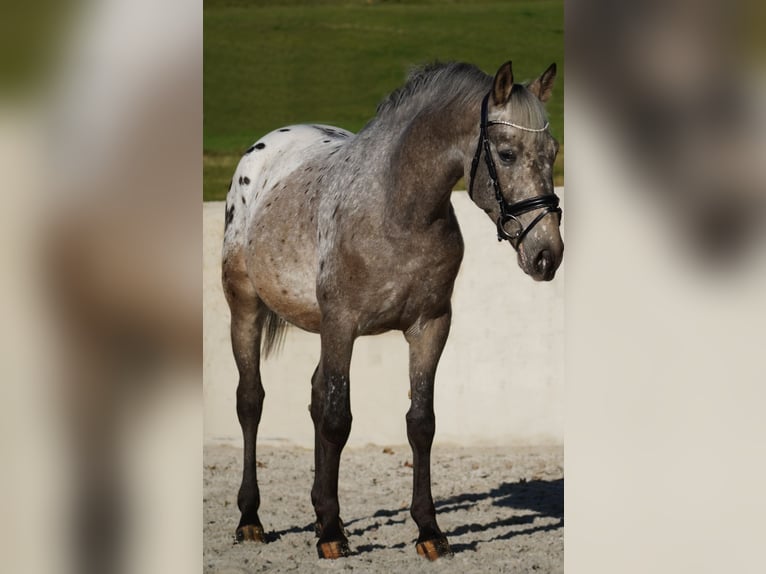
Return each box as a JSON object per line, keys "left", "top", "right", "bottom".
{"left": 255, "top": 280, "right": 321, "bottom": 333}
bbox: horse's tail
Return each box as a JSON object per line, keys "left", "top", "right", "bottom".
{"left": 261, "top": 307, "right": 288, "bottom": 359}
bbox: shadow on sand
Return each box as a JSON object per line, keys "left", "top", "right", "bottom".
{"left": 339, "top": 478, "right": 563, "bottom": 555}
{"left": 438, "top": 478, "right": 563, "bottom": 552}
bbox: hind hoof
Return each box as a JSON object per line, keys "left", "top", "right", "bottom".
{"left": 317, "top": 540, "right": 351, "bottom": 559}
{"left": 235, "top": 524, "right": 265, "bottom": 543}
{"left": 416, "top": 537, "right": 453, "bottom": 560}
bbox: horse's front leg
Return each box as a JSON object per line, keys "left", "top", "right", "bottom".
{"left": 404, "top": 310, "right": 453, "bottom": 560}
{"left": 312, "top": 320, "right": 355, "bottom": 559}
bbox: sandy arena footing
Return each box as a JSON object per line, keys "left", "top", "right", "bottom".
{"left": 204, "top": 443, "right": 563, "bottom": 573}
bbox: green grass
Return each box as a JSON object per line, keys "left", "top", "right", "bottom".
{"left": 204, "top": 0, "right": 564, "bottom": 200}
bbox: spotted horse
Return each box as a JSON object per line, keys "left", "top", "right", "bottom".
{"left": 222, "top": 61, "right": 563, "bottom": 560}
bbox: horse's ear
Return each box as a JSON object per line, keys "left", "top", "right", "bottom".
{"left": 527, "top": 63, "right": 557, "bottom": 103}
{"left": 492, "top": 61, "right": 514, "bottom": 106}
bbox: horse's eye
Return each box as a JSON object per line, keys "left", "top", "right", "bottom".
{"left": 498, "top": 149, "right": 516, "bottom": 164}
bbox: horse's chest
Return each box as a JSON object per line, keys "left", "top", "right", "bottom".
{"left": 402, "top": 244, "right": 462, "bottom": 305}
{"left": 321, "top": 226, "right": 463, "bottom": 333}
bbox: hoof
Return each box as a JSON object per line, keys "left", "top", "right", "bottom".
{"left": 314, "top": 517, "right": 346, "bottom": 538}
{"left": 416, "top": 538, "right": 453, "bottom": 560}
{"left": 235, "top": 524, "right": 265, "bottom": 543}
{"left": 317, "top": 540, "right": 351, "bottom": 559}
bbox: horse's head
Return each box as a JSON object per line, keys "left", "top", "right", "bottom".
{"left": 468, "top": 61, "right": 563, "bottom": 281}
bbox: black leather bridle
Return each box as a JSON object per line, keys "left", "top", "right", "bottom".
{"left": 468, "top": 93, "right": 562, "bottom": 246}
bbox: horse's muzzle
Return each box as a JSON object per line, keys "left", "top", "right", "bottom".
{"left": 525, "top": 243, "right": 563, "bottom": 282}
{"left": 535, "top": 249, "right": 554, "bottom": 280}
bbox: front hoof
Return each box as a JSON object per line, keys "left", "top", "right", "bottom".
{"left": 317, "top": 540, "right": 351, "bottom": 559}
{"left": 235, "top": 524, "right": 265, "bottom": 543}
{"left": 416, "top": 537, "right": 453, "bottom": 560}
{"left": 314, "top": 517, "right": 346, "bottom": 538}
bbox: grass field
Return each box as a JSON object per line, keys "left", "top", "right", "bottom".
{"left": 204, "top": 0, "right": 564, "bottom": 201}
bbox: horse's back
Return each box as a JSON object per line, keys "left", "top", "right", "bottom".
{"left": 222, "top": 124, "right": 353, "bottom": 332}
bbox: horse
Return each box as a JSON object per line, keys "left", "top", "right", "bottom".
{"left": 221, "top": 60, "right": 563, "bottom": 560}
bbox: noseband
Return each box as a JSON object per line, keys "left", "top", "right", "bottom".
{"left": 468, "top": 93, "right": 562, "bottom": 246}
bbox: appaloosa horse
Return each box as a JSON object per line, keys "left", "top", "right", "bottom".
{"left": 222, "top": 60, "right": 563, "bottom": 559}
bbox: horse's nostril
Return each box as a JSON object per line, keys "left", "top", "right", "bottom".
{"left": 535, "top": 249, "right": 552, "bottom": 274}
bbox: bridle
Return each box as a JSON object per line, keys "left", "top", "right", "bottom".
{"left": 468, "top": 93, "right": 562, "bottom": 246}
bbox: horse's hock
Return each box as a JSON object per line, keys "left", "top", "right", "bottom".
{"left": 204, "top": 190, "right": 564, "bottom": 448}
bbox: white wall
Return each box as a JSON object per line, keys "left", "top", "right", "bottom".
{"left": 204, "top": 191, "right": 564, "bottom": 447}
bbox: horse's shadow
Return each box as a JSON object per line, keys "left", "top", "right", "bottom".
{"left": 436, "top": 478, "right": 564, "bottom": 552}
{"left": 341, "top": 478, "right": 564, "bottom": 555}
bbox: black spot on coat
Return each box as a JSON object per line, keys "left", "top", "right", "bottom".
{"left": 255, "top": 142, "right": 266, "bottom": 150}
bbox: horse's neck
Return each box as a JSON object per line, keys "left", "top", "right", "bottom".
{"left": 385, "top": 98, "right": 481, "bottom": 228}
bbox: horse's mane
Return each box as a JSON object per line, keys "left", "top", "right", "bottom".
{"left": 375, "top": 61, "right": 490, "bottom": 119}
{"left": 371, "top": 61, "right": 548, "bottom": 137}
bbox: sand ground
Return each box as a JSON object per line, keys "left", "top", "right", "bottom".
{"left": 204, "top": 443, "right": 563, "bottom": 573}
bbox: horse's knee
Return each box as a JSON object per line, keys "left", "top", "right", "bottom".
{"left": 319, "top": 398, "right": 353, "bottom": 448}
{"left": 319, "top": 374, "right": 351, "bottom": 445}
{"left": 406, "top": 408, "right": 435, "bottom": 444}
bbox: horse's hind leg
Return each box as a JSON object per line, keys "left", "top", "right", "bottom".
{"left": 405, "top": 311, "right": 453, "bottom": 560}
{"left": 308, "top": 361, "right": 325, "bottom": 530}
{"left": 224, "top": 278, "right": 267, "bottom": 543}
{"left": 311, "top": 320, "right": 356, "bottom": 558}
